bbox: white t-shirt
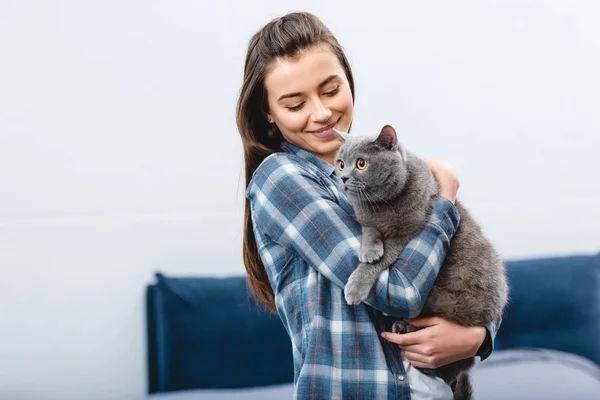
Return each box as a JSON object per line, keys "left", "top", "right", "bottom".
{"left": 402, "top": 357, "right": 454, "bottom": 400}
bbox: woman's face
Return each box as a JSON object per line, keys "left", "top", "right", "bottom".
{"left": 264, "top": 43, "right": 354, "bottom": 165}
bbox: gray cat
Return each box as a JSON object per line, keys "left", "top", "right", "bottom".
{"left": 334, "top": 125, "right": 508, "bottom": 400}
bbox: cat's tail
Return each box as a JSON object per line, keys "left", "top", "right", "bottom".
{"left": 452, "top": 371, "right": 473, "bottom": 400}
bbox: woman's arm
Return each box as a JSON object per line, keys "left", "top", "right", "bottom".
{"left": 247, "top": 155, "right": 460, "bottom": 318}
{"left": 381, "top": 316, "right": 503, "bottom": 367}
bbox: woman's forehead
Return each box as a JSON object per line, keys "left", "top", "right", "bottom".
{"left": 264, "top": 45, "right": 345, "bottom": 96}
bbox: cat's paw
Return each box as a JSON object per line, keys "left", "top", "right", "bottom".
{"left": 359, "top": 241, "right": 384, "bottom": 263}
{"left": 344, "top": 265, "right": 375, "bottom": 305}
{"left": 392, "top": 319, "right": 419, "bottom": 335}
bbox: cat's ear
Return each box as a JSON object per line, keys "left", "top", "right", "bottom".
{"left": 375, "top": 125, "right": 407, "bottom": 159}
{"left": 333, "top": 128, "right": 350, "bottom": 142}
{"left": 375, "top": 125, "right": 398, "bottom": 150}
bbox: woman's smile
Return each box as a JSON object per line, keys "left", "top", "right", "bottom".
{"left": 307, "top": 117, "right": 341, "bottom": 139}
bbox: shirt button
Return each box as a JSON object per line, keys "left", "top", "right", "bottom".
{"left": 397, "top": 375, "right": 405, "bottom": 381}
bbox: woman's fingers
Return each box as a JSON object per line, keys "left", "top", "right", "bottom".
{"left": 382, "top": 325, "right": 443, "bottom": 368}
{"left": 403, "top": 351, "right": 440, "bottom": 369}
{"left": 422, "top": 158, "right": 459, "bottom": 203}
{"left": 396, "top": 343, "right": 435, "bottom": 356}
{"left": 402, "top": 350, "right": 430, "bottom": 364}
{"left": 380, "top": 331, "right": 423, "bottom": 346}
{"left": 406, "top": 359, "right": 436, "bottom": 369}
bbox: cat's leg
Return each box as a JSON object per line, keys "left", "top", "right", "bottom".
{"left": 359, "top": 226, "right": 384, "bottom": 263}
{"left": 344, "top": 237, "right": 405, "bottom": 305}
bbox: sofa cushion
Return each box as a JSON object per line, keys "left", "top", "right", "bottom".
{"left": 471, "top": 348, "right": 600, "bottom": 400}
{"left": 497, "top": 253, "right": 600, "bottom": 365}
{"left": 147, "top": 273, "right": 294, "bottom": 393}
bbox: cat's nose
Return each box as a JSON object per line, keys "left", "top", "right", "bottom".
{"left": 341, "top": 177, "right": 349, "bottom": 183}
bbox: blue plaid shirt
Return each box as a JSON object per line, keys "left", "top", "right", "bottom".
{"left": 246, "top": 140, "right": 499, "bottom": 399}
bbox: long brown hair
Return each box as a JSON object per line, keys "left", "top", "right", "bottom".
{"left": 236, "top": 12, "right": 355, "bottom": 313}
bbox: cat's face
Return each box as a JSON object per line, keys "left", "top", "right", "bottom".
{"left": 334, "top": 125, "right": 408, "bottom": 203}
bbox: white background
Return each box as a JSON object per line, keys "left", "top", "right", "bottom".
{"left": 1, "top": 1, "right": 599, "bottom": 399}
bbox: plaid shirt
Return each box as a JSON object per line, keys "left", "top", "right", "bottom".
{"left": 246, "top": 140, "right": 499, "bottom": 399}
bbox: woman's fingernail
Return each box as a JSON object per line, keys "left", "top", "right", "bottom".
{"left": 381, "top": 333, "right": 387, "bottom": 339}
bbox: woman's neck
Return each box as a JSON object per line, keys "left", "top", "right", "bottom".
{"left": 314, "top": 150, "right": 336, "bottom": 166}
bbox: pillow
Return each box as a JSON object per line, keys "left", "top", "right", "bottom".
{"left": 472, "top": 348, "right": 600, "bottom": 400}
{"left": 497, "top": 253, "right": 600, "bottom": 365}
{"left": 147, "top": 273, "right": 294, "bottom": 393}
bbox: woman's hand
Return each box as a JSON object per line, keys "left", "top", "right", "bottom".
{"left": 381, "top": 317, "right": 486, "bottom": 369}
{"left": 423, "top": 159, "right": 460, "bottom": 204}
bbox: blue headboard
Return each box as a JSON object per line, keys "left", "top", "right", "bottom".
{"left": 146, "top": 273, "right": 294, "bottom": 393}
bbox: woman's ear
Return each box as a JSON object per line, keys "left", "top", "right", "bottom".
{"left": 266, "top": 113, "right": 274, "bottom": 124}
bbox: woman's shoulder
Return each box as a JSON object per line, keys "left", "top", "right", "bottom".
{"left": 246, "top": 151, "right": 320, "bottom": 198}
{"left": 259, "top": 150, "right": 317, "bottom": 175}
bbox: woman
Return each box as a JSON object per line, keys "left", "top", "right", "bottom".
{"left": 237, "top": 12, "right": 500, "bottom": 399}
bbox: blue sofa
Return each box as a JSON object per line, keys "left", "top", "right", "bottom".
{"left": 144, "top": 253, "right": 600, "bottom": 399}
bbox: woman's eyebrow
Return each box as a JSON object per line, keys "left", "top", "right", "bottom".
{"left": 277, "top": 74, "right": 340, "bottom": 101}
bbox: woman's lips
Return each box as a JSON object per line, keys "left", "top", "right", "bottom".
{"left": 309, "top": 119, "right": 340, "bottom": 138}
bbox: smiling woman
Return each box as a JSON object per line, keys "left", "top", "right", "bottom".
{"left": 264, "top": 44, "right": 354, "bottom": 165}
{"left": 236, "top": 12, "right": 494, "bottom": 400}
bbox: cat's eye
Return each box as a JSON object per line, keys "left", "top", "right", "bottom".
{"left": 337, "top": 160, "right": 345, "bottom": 171}
{"left": 356, "top": 158, "right": 368, "bottom": 170}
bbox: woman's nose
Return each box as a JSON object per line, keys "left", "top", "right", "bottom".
{"left": 310, "top": 100, "right": 332, "bottom": 122}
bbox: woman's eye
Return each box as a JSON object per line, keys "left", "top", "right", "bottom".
{"left": 337, "top": 160, "right": 345, "bottom": 170}
{"left": 324, "top": 87, "right": 339, "bottom": 96}
{"left": 287, "top": 103, "right": 305, "bottom": 112}
{"left": 356, "top": 158, "right": 368, "bottom": 170}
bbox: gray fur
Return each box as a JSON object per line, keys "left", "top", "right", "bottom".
{"left": 334, "top": 126, "right": 509, "bottom": 400}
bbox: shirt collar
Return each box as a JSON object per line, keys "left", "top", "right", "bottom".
{"left": 280, "top": 140, "right": 337, "bottom": 179}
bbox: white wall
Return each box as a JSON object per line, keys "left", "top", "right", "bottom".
{"left": 1, "top": 1, "right": 598, "bottom": 399}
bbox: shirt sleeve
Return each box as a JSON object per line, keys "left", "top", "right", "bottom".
{"left": 248, "top": 157, "right": 461, "bottom": 318}
{"left": 477, "top": 316, "right": 502, "bottom": 361}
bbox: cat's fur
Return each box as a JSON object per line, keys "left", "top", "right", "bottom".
{"left": 334, "top": 125, "right": 508, "bottom": 400}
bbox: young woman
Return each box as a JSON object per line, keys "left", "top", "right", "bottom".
{"left": 237, "top": 12, "right": 500, "bottom": 399}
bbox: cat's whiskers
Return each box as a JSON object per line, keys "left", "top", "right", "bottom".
{"left": 362, "top": 186, "right": 394, "bottom": 210}
{"left": 352, "top": 188, "right": 367, "bottom": 213}
{"left": 356, "top": 190, "right": 368, "bottom": 214}
{"left": 358, "top": 188, "right": 379, "bottom": 215}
